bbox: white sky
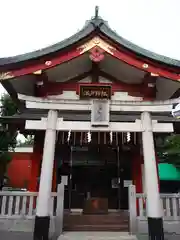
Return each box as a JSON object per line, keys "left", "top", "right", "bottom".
{"left": 0, "top": 1, "right": 180, "bottom": 90}
{"left": 0, "top": 0, "right": 179, "bottom": 58}
{"left": 0, "top": 0, "right": 179, "bottom": 142}
{"left": 0, "top": 0, "right": 179, "bottom": 57}
{"left": 0, "top": 1, "right": 179, "bottom": 79}
{"left": 0, "top": 0, "right": 179, "bottom": 92}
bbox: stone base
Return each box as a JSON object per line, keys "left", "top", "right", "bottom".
{"left": 137, "top": 219, "right": 180, "bottom": 234}
{"left": 147, "top": 217, "right": 164, "bottom": 240}
{"left": 33, "top": 216, "right": 50, "bottom": 240}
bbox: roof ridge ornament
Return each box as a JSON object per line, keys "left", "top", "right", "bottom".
{"left": 91, "top": 6, "right": 109, "bottom": 27}
{"left": 95, "top": 6, "right": 99, "bottom": 19}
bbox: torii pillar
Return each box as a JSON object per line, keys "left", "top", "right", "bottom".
{"left": 141, "top": 112, "right": 164, "bottom": 240}
{"left": 33, "top": 110, "right": 58, "bottom": 240}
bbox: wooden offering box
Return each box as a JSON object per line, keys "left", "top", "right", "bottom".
{"left": 83, "top": 198, "right": 108, "bottom": 214}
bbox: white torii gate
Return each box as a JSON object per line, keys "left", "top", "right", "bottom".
{"left": 27, "top": 110, "right": 173, "bottom": 236}
{"left": 26, "top": 117, "right": 173, "bottom": 133}
{"left": 19, "top": 94, "right": 175, "bottom": 239}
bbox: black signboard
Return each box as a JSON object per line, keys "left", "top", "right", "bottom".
{"left": 79, "top": 85, "right": 111, "bottom": 99}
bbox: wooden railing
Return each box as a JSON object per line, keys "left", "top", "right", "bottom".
{"left": 128, "top": 185, "right": 180, "bottom": 234}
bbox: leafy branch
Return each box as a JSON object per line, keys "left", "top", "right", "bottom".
{"left": 156, "top": 134, "right": 180, "bottom": 168}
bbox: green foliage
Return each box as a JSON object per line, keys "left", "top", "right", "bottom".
{"left": 156, "top": 134, "right": 180, "bottom": 168}
{"left": 0, "top": 93, "right": 18, "bottom": 178}
{"left": 0, "top": 130, "right": 17, "bottom": 151}
{"left": 0, "top": 93, "right": 17, "bottom": 117}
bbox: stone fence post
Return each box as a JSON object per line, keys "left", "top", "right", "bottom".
{"left": 55, "top": 176, "right": 67, "bottom": 237}
{"left": 128, "top": 184, "right": 137, "bottom": 234}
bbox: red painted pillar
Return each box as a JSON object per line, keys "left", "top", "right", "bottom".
{"left": 132, "top": 150, "right": 143, "bottom": 193}
{"left": 52, "top": 160, "right": 57, "bottom": 192}
{"left": 28, "top": 131, "right": 57, "bottom": 192}
{"left": 28, "top": 133, "right": 43, "bottom": 192}
{"left": 132, "top": 148, "right": 143, "bottom": 214}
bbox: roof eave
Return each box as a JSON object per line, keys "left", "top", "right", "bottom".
{"left": 0, "top": 22, "right": 96, "bottom": 67}
{"left": 100, "top": 23, "right": 180, "bottom": 68}
{"left": 0, "top": 15, "right": 180, "bottom": 70}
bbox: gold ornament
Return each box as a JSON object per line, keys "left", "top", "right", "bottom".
{"left": 0, "top": 71, "right": 14, "bottom": 80}
{"left": 79, "top": 36, "right": 115, "bottom": 55}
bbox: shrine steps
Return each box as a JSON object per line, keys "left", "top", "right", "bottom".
{"left": 58, "top": 232, "right": 137, "bottom": 240}
{"left": 63, "top": 212, "right": 129, "bottom": 232}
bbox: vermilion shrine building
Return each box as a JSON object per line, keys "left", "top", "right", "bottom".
{"left": 0, "top": 8, "right": 180, "bottom": 239}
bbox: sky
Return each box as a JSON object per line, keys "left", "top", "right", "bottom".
{"left": 0, "top": 0, "right": 180, "bottom": 141}
{"left": 0, "top": 0, "right": 180, "bottom": 58}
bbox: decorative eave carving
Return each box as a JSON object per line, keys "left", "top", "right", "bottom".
{"left": 0, "top": 71, "right": 14, "bottom": 80}
{"left": 1, "top": 35, "right": 180, "bottom": 82}
{"left": 79, "top": 36, "right": 115, "bottom": 55}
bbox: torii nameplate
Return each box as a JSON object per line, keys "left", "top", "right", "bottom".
{"left": 91, "top": 100, "right": 110, "bottom": 126}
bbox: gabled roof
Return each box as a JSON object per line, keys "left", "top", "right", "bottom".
{"left": 0, "top": 9, "right": 180, "bottom": 68}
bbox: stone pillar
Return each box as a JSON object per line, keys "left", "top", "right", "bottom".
{"left": 33, "top": 110, "right": 58, "bottom": 240}
{"left": 141, "top": 112, "right": 164, "bottom": 240}
{"left": 128, "top": 185, "right": 137, "bottom": 234}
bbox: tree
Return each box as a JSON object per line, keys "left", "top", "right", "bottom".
{"left": 0, "top": 93, "right": 18, "bottom": 188}
{"left": 0, "top": 93, "right": 18, "bottom": 117}
{"left": 156, "top": 134, "right": 180, "bottom": 168}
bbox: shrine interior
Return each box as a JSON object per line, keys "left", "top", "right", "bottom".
{"left": 55, "top": 131, "right": 137, "bottom": 211}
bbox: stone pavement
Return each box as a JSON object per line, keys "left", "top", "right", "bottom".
{"left": 58, "top": 232, "right": 180, "bottom": 240}
{"left": 0, "top": 231, "right": 57, "bottom": 240}
{"left": 0, "top": 231, "right": 33, "bottom": 240}
{"left": 0, "top": 231, "right": 180, "bottom": 240}
{"left": 58, "top": 232, "right": 137, "bottom": 240}
{"left": 137, "top": 233, "right": 180, "bottom": 240}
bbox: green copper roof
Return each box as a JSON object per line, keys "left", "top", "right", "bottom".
{"left": 158, "top": 163, "right": 180, "bottom": 181}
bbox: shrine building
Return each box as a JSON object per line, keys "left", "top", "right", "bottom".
{"left": 1, "top": 7, "right": 180, "bottom": 240}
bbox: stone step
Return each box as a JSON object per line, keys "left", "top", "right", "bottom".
{"left": 64, "top": 224, "right": 128, "bottom": 231}
{"left": 64, "top": 214, "right": 128, "bottom": 219}
{"left": 64, "top": 213, "right": 129, "bottom": 232}
{"left": 64, "top": 214, "right": 128, "bottom": 221}
{"left": 64, "top": 219, "right": 129, "bottom": 225}
{"left": 58, "top": 232, "right": 137, "bottom": 240}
